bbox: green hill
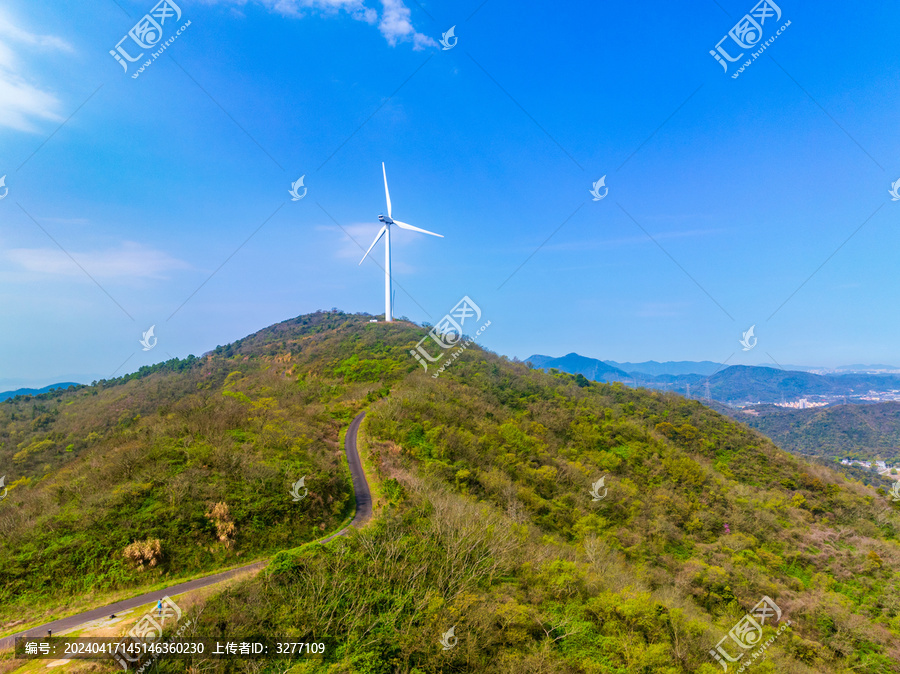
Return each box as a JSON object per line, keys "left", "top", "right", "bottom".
{"left": 527, "top": 353, "right": 629, "bottom": 382}
{"left": 0, "top": 382, "right": 81, "bottom": 402}
{"left": 0, "top": 312, "right": 400, "bottom": 630}
{"left": 707, "top": 365, "right": 836, "bottom": 401}
{"left": 733, "top": 402, "right": 900, "bottom": 462}
{"left": 3, "top": 312, "right": 900, "bottom": 673}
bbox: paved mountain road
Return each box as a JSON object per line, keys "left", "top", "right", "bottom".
{"left": 0, "top": 411, "right": 371, "bottom": 651}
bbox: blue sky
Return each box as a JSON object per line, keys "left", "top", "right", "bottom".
{"left": 1, "top": 0, "right": 899, "bottom": 388}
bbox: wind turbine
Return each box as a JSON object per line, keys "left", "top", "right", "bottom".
{"left": 359, "top": 163, "right": 443, "bottom": 322}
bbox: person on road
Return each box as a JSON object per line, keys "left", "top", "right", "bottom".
{"left": 157, "top": 599, "right": 162, "bottom": 617}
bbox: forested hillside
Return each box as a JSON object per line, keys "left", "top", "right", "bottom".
{"left": 2, "top": 312, "right": 900, "bottom": 673}
{"left": 0, "top": 313, "right": 405, "bottom": 630}
{"left": 139, "top": 314, "right": 899, "bottom": 674}
{"left": 732, "top": 402, "right": 900, "bottom": 462}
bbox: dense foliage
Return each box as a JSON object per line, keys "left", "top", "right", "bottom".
{"left": 0, "top": 312, "right": 408, "bottom": 628}
{"left": 731, "top": 402, "right": 900, "bottom": 462}
{"left": 3, "top": 312, "right": 900, "bottom": 673}
{"left": 147, "top": 315, "right": 900, "bottom": 673}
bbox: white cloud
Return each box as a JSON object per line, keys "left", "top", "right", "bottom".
{"left": 0, "top": 10, "right": 70, "bottom": 133}
{"left": 229, "top": 0, "right": 377, "bottom": 22}
{"left": 0, "top": 76, "right": 62, "bottom": 132}
{"left": 204, "top": 0, "right": 434, "bottom": 48}
{"left": 0, "top": 13, "right": 73, "bottom": 52}
{"left": 318, "top": 223, "right": 427, "bottom": 272}
{"left": 378, "top": 0, "right": 435, "bottom": 49}
{"left": 318, "top": 222, "right": 383, "bottom": 259}
{"left": 6, "top": 241, "right": 191, "bottom": 279}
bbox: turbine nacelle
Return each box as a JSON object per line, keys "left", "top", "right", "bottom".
{"left": 378, "top": 214, "right": 394, "bottom": 225}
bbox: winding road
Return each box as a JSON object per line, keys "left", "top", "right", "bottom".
{"left": 0, "top": 411, "right": 371, "bottom": 651}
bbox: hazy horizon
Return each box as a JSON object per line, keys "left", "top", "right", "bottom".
{"left": 2, "top": 0, "right": 898, "bottom": 389}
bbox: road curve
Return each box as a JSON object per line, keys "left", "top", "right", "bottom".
{"left": 321, "top": 411, "right": 372, "bottom": 542}
{"left": 0, "top": 411, "right": 372, "bottom": 650}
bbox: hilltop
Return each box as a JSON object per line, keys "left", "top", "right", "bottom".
{"left": 2, "top": 312, "right": 900, "bottom": 673}
{"left": 526, "top": 353, "right": 629, "bottom": 382}
{"left": 0, "top": 312, "right": 402, "bottom": 631}
{"left": 0, "top": 382, "right": 80, "bottom": 402}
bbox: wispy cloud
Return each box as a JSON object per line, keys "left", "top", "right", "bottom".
{"left": 378, "top": 0, "right": 435, "bottom": 49}
{"left": 241, "top": 0, "right": 377, "bottom": 22}
{"left": 6, "top": 241, "right": 191, "bottom": 279}
{"left": 0, "top": 13, "right": 72, "bottom": 52}
{"left": 0, "top": 10, "right": 71, "bottom": 133}
{"left": 204, "top": 0, "right": 434, "bottom": 48}
{"left": 317, "top": 222, "right": 424, "bottom": 274}
{"left": 318, "top": 222, "right": 377, "bottom": 259}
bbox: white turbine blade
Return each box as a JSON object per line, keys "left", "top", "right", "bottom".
{"left": 382, "top": 162, "right": 392, "bottom": 219}
{"left": 359, "top": 225, "right": 387, "bottom": 265}
{"left": 392, "top": 220, "right": 444, "bottom": 238}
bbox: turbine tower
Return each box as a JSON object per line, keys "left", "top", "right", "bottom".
{"left": 359, "top": 163, "right": 443, "bottom": 321}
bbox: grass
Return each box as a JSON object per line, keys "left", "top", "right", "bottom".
{"left": 355, "top": 415, "right": 385, "bottom": 514}
{"left": 0, "top": 576, "right": 258, "bottom": 674}
{"left": 0, "top": 553, "right": 269, "bottom": 639}
{"left": 0, "top": 407, "right": 380, "bottom": 656}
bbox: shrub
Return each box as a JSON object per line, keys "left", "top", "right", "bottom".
{"left": 123, "top": 539, "right": 163, "bottom": 570}
{"left": 206, "top": 502, "right": 236, "bottom": 548}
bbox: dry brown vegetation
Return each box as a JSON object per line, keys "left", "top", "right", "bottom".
{"left": 3, "top": 311, "right": 900, "bottom": 673}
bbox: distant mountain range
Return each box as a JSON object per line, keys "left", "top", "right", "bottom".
{"left": 781, "top": 364, "right": 900, "bottom": 374}
{"left": 526, "top": 354, "right": 900, "bottom": 404}
{"left": 602, "top": 359, "right": 724, "bottom": 376}
{"left": 525, "top": 354, "right": 629, "bottom": 382}
{"left": 528, "top": 354, "right": 898, "bottom": 378}
{"left": 0, "top": 383, "right": 80, "bottom": 401}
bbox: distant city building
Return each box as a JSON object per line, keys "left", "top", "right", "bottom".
{"left": 774, "top": 398, "right": 828, "bottom": 409}
{"left": 839, "top": 458, "right": 896, "bottom": 475}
